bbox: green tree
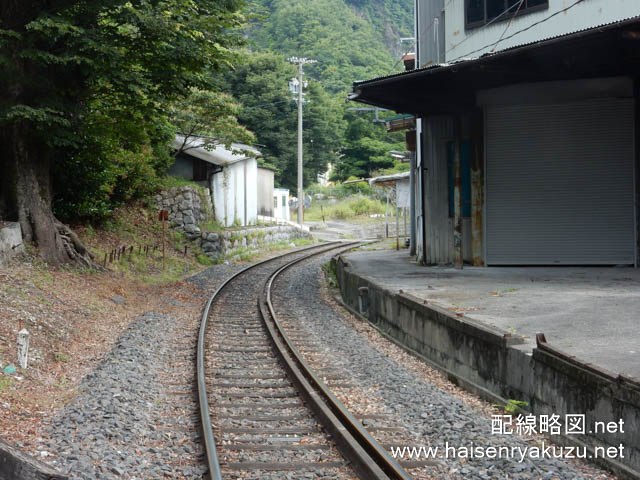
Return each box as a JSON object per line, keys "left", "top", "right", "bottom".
{"left": 0, "top": 0, "right": 247, "bottom": 265}
{"left": 170, "top": 87, "right": 255, "bottom": 155}
{"left": 331, "top": 111, "right": 404, "bottom": 181}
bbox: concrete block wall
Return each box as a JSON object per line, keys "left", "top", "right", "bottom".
{"left": 334, "top": 255, "right": 640, "bottom": 478}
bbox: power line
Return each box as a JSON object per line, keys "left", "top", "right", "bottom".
{"left": 450, "top": 0, "right": 585, "bottom": 62}
{"left": 490, "top": 0, "right": 525, "bottom": 53}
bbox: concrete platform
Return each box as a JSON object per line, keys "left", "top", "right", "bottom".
{"left": 343, "top": 248, "right": 640, "bottom": 378}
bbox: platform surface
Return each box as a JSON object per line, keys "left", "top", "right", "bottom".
{"left": 343, "top": 247, "right": 640, "bottom": 378}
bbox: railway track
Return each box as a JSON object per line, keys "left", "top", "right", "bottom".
{"left": 198, "top": 241, "right": 413, "bottom": 480}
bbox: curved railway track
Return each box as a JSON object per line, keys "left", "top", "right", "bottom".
{"left": 198, "top": 242, "right": 413, "bottom": 480}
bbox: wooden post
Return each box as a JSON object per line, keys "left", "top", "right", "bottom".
{"left": 403, "top": 207, "right": 407, "bottom": 242}
{"left": 17, "top": 328, "right": 29, "bottom": 369}
{"left": 396, "top": 206, "right": 400, "bottom": 250}
{"left": 453, "top": 115, "right": 463, "bottom": 269}
{"left": 385, "top": 191, "right": 389, "bottom": 238}
{"left": 159, "top": 209, "right": 168, "bottom": 271}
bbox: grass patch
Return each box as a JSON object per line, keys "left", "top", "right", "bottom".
{"left": 157, "top": 175, "right": 202, "bottom": 190}
{"left": 77, "top": 200, "right": 212, "bottom": 285}
{"left": 304, "top": 194, "right": 389, "bottom": 222}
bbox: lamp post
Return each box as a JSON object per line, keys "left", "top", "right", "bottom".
{"left": 288, "top": 56, "right": 316, "bottom": 225}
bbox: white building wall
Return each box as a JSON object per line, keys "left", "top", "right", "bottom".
{"left": 210, "top": 158, "right": 258, "bottom": 227}
{"left": 444, "top": 0, "right": 640, "bottom": 62}
{"left": 246, "top": 158, "right": 258, "bottom": 225}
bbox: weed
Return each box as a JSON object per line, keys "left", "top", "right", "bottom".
{"left": 0, "top": 376, "right": 12, "bottom": 393}
{"left": 55, "top": 352, "right": 70, "bottom": 363}
{"left": 196, "top": 254, "right": 215, "bottom": 266}
{"left": 493, "top": 399, "right": 529, "bottom": 415}
{"left": 200, "top": 219, "right": 223, "bottom": 232}
{"left": 321, "top": 261, "right": 338, "bottom": 288}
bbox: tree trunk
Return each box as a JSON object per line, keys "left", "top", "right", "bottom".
{"left": 0, "top": 1, "right": 98, "bottom": 268}
{"left": 1, "top": 123, "right": 96, "bottom": 268}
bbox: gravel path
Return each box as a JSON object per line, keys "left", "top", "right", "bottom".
{"left": 273, "top": 251, "right": 615, "bottom": 480}
{"left": 37, "top": 263, "right": 242, "bottom": 480}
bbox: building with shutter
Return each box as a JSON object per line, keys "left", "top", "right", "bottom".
{"left": 350, "top": 0, "right": 640, "bottom": 266}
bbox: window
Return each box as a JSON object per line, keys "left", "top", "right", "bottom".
{"left": 282, "top": 196, "right": 286, "bottom": 207}
{"left": 465, "top": 0, "right": 548, "bottom": 29}
{"left": 274, "top": 196, "right": 278, "bottom": 209}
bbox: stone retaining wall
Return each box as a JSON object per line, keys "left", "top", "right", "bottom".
{"left": 334, "top": 254, "right": 640, "bottom": 479}
{"left": 199, "top": 225, "right": 310, "bottom": 262}
{"left": 154, "top": 186, "right": 212, "bottom": 239}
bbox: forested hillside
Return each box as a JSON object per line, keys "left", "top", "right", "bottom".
{"left": 220, "top": 0, "right": 414, "bottom": 188}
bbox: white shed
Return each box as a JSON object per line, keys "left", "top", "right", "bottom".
{"left": 172, "top": 135, "right": 262, "bottom": 227}
{"left": 273, "top": 188, "right": 290, "bottom": 222}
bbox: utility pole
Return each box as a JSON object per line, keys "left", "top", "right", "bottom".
{"left": 288, "top": 56, "right": 316, "bottom": 225}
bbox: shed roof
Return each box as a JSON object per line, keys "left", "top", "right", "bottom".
{"left": 369, "top": 171, "right": 410, "bottom": 187}
{"left": 350, "top": 15, "right": 640, "bottom": 115}
{"left": 174, "top": 135, "right": 262, "bottom": 166}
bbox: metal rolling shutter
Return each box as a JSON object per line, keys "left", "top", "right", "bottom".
{"left": 486, "top": 98, "right": 635, "bottom": 265}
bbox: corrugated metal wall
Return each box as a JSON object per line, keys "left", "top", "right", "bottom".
{"left": 423, "top": 115, "right": 454, "bottom": 264}
{"left": 444, "top": 0, "right": 640, "bottom": 62}
{"left": 416, "top": 0, "right": 445, "bottom": 67}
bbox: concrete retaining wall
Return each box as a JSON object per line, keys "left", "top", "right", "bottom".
{"left": 199, "top": 225, "right": 310, "bottom": 262}
{"left": 0, "top": 222, "right": 24, "bottom": 266}
{"left": 0, "top": 439, "right": 67, "bottom": 480}
{"left": 334, "top": 255, "right": 640, "bottom": 478}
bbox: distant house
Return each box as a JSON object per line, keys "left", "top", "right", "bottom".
{"left": 170, "top": 135, "right": 262, "bottom": 227}
{"left": 352, "top": 1, "right": 640, "bottom": 267}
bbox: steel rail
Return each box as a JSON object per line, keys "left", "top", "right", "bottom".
{"left": 196, "top": 241, "right": 347, "bottom": 480}
{"left": 262, "top": 246, "right": 413, "bottom": 480}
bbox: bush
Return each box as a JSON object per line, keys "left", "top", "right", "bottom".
{"left": 350, "top": 196, "right": 384, "bottom": 216}
{"left": 330, "top": 205, "right": 355, "bottom": 219}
